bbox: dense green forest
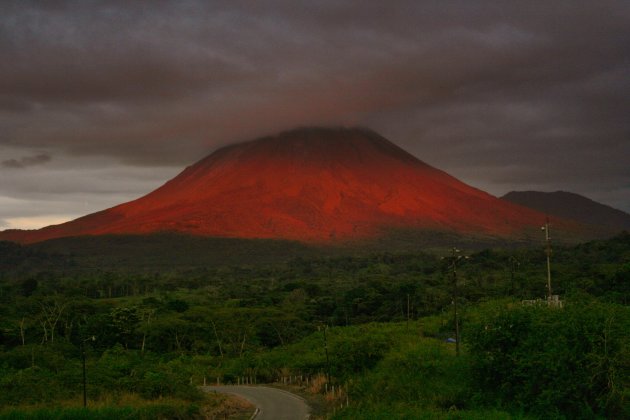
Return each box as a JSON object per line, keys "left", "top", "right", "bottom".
{"left": 0, "top": 232, "right": 628, "bottom": 418}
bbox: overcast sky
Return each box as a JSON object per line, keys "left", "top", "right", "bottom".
{"left": 1, "top": 0, "right": 629, "bottom": 230}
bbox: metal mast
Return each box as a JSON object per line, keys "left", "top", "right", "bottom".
{"left": 542, "top": 218, "right": 552, "bottom": 299}
{"left": 448, "top": 248, "right": 466, "bottom": 356}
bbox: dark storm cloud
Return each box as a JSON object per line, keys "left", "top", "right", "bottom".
{"left": 2, "top": 153, "right": 51, "bottom": 168}
{"left": 0, "top": 0, "right": 629, "bottom": 226}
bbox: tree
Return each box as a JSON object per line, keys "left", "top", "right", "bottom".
{"left": 37, "top": 295, "right": 69, "bottom": 344}
{"left": 110, "top": 306, "right": 140, "bottom": 349}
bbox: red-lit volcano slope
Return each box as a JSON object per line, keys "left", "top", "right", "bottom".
{"left": 1, "top": 127, "right": 574, "bottom": 245}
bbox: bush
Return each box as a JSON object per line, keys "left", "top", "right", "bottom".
{"left": 468, "top": 300, "right": 630, "bottom": 418}
{"left": 334, "top": 406, "right": 523, "bottom": 420}
{"left": 347, "top": 339, "right": 471, "bottom": 411}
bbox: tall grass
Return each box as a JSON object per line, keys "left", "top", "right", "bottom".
{"left": 0, "top": 404, "right": 199, "bottom": 420}
{"left": 0, "top": 392, "right": 220, "bottom": 420}
{"left": 334, "top": 406, "right": 528, "bottom": 419}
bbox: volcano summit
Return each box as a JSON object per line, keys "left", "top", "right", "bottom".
{"left": 2, "top": 127, "right": 557, "bottom": 244}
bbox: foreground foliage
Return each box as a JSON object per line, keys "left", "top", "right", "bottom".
{"left": 0, "top": 233, "right": 628, "bottom": 418}
{"left": 0, "top": 404, "right": 200, "bottom": 420}
{"left": 468, "top": 300, "right": 630, "bottom": 419}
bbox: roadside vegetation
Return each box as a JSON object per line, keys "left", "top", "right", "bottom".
{"left": 0, "top": 232, "right": 628, "bottom": 418}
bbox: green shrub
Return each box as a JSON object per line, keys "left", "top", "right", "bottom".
{"left": 468, "top": 300, "right": 630, "bottom": 418}
{"left": 334, "top": 405, "right": 523, "bottom": 419}
{"left": 348, "top": 339, "right": 470, "bottom": 410}
{"left": 0, "top": 403, "right": 200, "bottom": 420}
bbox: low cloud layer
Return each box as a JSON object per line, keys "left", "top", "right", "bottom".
{"left": 2, "top": 153, "right": 51, "bottom": 169}
{"left": 1, "top": 0, "right": 629, "bottom": 229}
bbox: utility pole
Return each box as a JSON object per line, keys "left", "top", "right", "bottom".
{"left": 81, "top": 336, "right": 96, "bottom": 407}
{"left": 443, "top": 248, "right": 464, "bottom": 356}
{"left": 542, "top": 218, "right": 552, "bottom": 300}
{"left": 451, "top": 248, "right": 460, "bottom": 356}
{"left": 509, "top": 256, "right": 520, "bottom": 296}
{"left": 82, "top": 344, "right": 87, "bottom": 407}
{"left": 443, "top": 247, "right": 471, "bottom": 356}
{"left": 319, "top": 324, "right": 331, "bottom": 384}
{"left": 406, "top": 293, "right": 410, "bottom": 331}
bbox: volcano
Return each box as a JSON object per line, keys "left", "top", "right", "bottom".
{"left": 2, "top": 127, "right": 564, "bottom": 244}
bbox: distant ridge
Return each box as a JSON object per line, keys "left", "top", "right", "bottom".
{"left": 1, "top": 127, "right": 580, "bottom": 245}
{"left": 501, "top": 191, "right": 630, "bottom": 232}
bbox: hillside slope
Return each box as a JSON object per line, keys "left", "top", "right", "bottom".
{"left": 502, "top": 191, "right": 630, "bottom": 232}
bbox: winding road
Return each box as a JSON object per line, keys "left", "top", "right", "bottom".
{"left": 202, "top": 385, "right": 310, "bottom": 420}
